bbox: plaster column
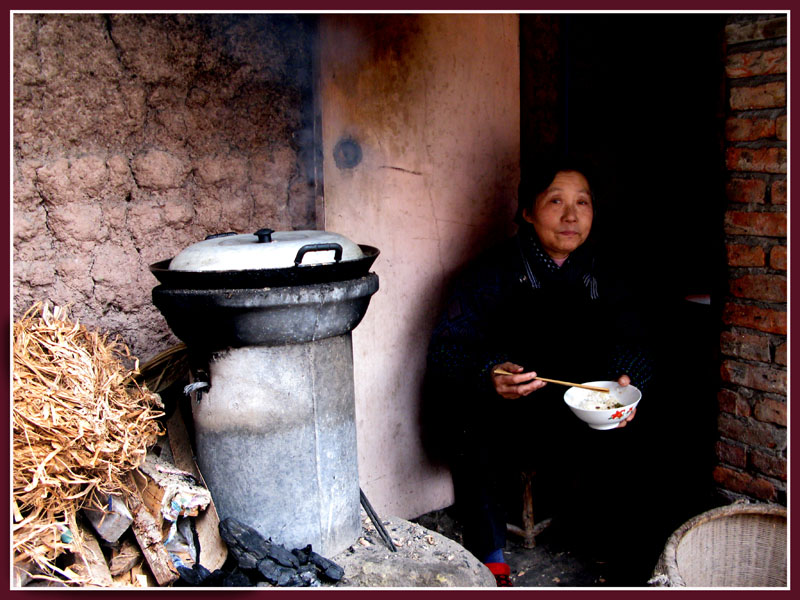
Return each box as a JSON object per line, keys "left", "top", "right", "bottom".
{"left": 319, "top": 14, "right": 520, "bottom": 518}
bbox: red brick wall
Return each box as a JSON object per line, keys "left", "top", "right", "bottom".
{"left": 715, "top": 14, "right": 787, "bottom": 503}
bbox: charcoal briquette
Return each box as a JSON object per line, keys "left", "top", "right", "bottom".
{"left": 256, "top": 558, "right": 280, "bottom": 584}
{"left": 176, "top": 563, "right": 212, "bottom": 586}
{"left": 297, "top": 564, "right": 316, "bottom": 575}
{"left": 309, "top": 551, "right": 344, "bottom": 582}
{"left": 203, "top": 569, "right": 232, "bottom": 587}
{"left": 264, "top": 541, "right": 300, "bottom": 569}
{"left": 291, "top": 544, "right": 313, "bottom": 565}
{"left": 223, "top": 572, "right": 253, "bottom": 587}
{"left": 219, "top": 517, "right": 298, "bottom": 569}
{"left": 257, "top": 558, "right": 297, "bottom": 586}
{"left": 298, "top": 570, "right": 322, "bottom": 587}
{"left": 275, "top": 567, "right": 297, "bottom": 587}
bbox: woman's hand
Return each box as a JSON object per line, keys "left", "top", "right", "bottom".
{"left": 491, "top": 362, "right": 547, "bottom": 399}
{"left": 615, "top": 373, "right": 636, "bottom": 428}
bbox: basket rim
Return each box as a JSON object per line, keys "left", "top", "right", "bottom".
{"left": 653, "top": 502, "right": 787, "bottom": 587}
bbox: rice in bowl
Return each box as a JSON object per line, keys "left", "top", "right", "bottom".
{"left": 578, "top": 390, "right": 625, "bottom": 410}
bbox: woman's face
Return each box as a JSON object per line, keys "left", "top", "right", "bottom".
{"left": 522, "top": 170, "right": 593, "bottom": 260}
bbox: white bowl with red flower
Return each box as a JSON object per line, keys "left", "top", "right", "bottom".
{"left": 563, "top": 381, "right": 642, "bottom": 430}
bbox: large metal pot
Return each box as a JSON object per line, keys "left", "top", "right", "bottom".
{"left": 150, "top": 228, "right": 379, "bottom": 289}
{"left": 150, "top": 228, "right": 379, "bottom": 351}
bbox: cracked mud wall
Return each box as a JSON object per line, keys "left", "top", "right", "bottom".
{"left": 13, "top": 13, "right": 317, "bottom": 360}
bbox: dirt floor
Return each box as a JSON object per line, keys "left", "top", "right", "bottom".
{"left": 413, "top": 507, "right": 666, "bottom": 588}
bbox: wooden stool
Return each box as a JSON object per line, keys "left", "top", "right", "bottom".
{"left": 506, "top": 470, "right": 551, "bottom": 548}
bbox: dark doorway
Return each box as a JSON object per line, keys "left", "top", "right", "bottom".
{"left": 564, "top": 14, "right": 726, "bottom": 297}
{"left": 520, "top": 12, "right": 726, "bottom": 574}
{"left": 522, "top": 13, "right": 727, "bottom": 298}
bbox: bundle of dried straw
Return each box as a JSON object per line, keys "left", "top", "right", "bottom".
{"left": 12, "top": 303, "right": 164, "bottom": 581}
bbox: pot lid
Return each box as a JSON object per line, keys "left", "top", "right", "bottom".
{"left": 169, "top": 228, "right": 366, "bottom": 272}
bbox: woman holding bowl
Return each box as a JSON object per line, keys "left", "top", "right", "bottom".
{"left": 425, "top": 156, "right": 654, "bottom": 586}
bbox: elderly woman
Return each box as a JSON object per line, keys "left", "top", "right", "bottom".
{"left": 426, "top": 157, "right": 653, "bottom": 586}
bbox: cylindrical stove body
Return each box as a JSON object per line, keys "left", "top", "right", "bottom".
{"left": 151, "top": 230, "right": 379, "bottom": 558}
{"left": 192, "top": 335, "right": 359, "bottom": 557}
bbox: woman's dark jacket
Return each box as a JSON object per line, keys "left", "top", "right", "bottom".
{"left": 425, "top": 226, "right": 654, "bottom": 464}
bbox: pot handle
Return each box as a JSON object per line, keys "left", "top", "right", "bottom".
{"left": 294, "top": 243, "right": 343, "bottom": 265}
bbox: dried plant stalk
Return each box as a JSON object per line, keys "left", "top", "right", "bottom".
{"left": 13, "top": 303, "right": 165, "bottom": 583}
{"left": 135, "top": 342, "right": 190, "bottom": 394}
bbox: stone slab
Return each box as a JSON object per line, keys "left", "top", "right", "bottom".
{"left": 331, "top": 514, "right": 495, "bottom": 588}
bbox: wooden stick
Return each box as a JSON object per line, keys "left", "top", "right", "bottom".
{"left": 71, "top": 523, "right": 113, "bottom": 587}
{"left": 492, "top": 369, "right": 610, "bottom": 393}
{"left": 125, "top": 474, "right": 179, "bottom": 587}
{"left": 166, "top": 409, "right": 228, "bottom": 572}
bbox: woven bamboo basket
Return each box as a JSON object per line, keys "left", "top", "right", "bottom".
{"left": 650, "top": 503, "right": 787, "bottom": 587}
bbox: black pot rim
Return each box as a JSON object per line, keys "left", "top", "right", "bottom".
{"left": 150, "top": 245, "right": 379, "bottom": 289}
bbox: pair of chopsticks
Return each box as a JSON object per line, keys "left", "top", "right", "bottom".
{"left": 492, "top": 368, "right": 609, "bottom": 393}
